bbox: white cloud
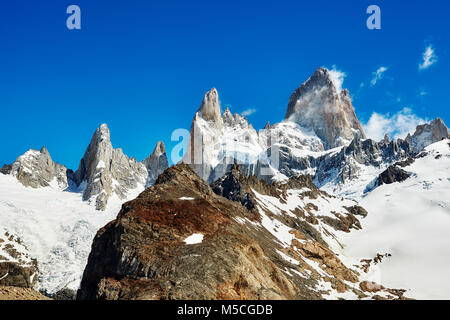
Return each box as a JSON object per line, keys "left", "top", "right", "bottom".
{"left": 419, "top": 45, "right": 438, "bottom": 70}
{"left": 241, "top": 108, "right": 256, "bottom": 116}
{"left": 370, "top": 66, "right": 388, "bottom": 86}
{"left": 328, "top": 66, "right": 347, "bottom": 92}
{"left": 363, "top": 107, "right": 427, "bottom": 141}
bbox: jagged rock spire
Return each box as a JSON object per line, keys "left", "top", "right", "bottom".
{"left": 73, "top": 123, "right": 113, "bottom": 187}
{"left": 196, "top": 88, "right": 223, "bottom": 130}
{"left": 142, "top": 141, "right": 169, "bottom": 186}
{"left": 73, "top": 123, "right": 148, "bottom": 210}
{"left": 284, "top": 67, "right": 366, "bottom": 149}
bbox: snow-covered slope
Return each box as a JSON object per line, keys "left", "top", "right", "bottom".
{"left": 211, "top": 166, "right": 408, "bottom": 299}
{"left": 340, "top": 139, "right": 450, "bottom": 299}
{"left": 0, "top": 173, "right": 143, "bottom": 294}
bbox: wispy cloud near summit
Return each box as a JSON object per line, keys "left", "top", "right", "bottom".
{"left": 370, "top": 67, "right": 388, "bottom": 86}
{"left": 328, "top": 66, "right": 347, "bottom": 92}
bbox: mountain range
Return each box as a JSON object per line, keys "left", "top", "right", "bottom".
{"left": 0, "top": 67, "right": 449, "bottom": 300}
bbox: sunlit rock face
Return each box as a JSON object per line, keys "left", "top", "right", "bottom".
{"left": 285, "top": 67, "right": 366, "bottom": 149}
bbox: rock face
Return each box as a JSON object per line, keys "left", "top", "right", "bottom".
{"left": 0, "top": 164, "right": 12, "bottom": 175}
{"left": 377, "top": 165, "right": 411, "bottom": 185}
{"left": 0, "top": 231, "right": 38, "bottom": 289}
{"left": 183, "top": 88, "right": 263, "bottom": 183}
{"left": 73, "top": 124, "right": 149, "bottom": 210}
{"left": 0, "top": 287, "right": 51, "bottom": 300}
{"left": 78, "top": 164, "right": 308, "bottom": 300}
{"left": 77, "top": 164, "right": 406, "bottom": 300}
{"left": 6, "top": 146, "right": 68, "bottom": 189}
{"left": 142, "top": 141, "right": 169, "bottom": 187}
{"left": 284, "top": 67, "right": 366, "bottom": 149}
{"left": 197, "top": 88, "right": 223, "bottom": 129}
{"left": 407, "top": 118, "right": 449, "bottom": 153}
{"left": 211, "top": 164, "right": 259, "bottom": 212}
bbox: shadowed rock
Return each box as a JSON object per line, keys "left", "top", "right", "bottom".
{"left": 377, "top": 165, "right": 410, "bottom": 185}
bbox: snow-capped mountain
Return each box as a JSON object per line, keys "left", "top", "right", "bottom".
{"left": 2, "top": 146, "right": 69, "bottom": 190}
{"left": 183, "top": 88, "right": 264, "bottom": 183}
{"left": 2, "top": 123, "right": 169, "bottom": 211}
{"left": 73, "top": 123, "right": 149, "bottom": 210}
{"left": 183, "top": 67, "right": 449, "bottom": 195}
{"left": 285, "top": 67, "right": 366, "bottom": 149}
{"left": 406, "top": 118, "right": 449, "bottom": 153}
{"left": 0, "top": 66, "right": 449, "bottom": 299}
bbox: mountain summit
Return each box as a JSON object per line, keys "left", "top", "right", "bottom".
{"left": 73, "top": 123, "right": 149, "bottom": 210}
{"left": 285, "top": 67, "right": 366, "bottom": 149}
{"left": 142, "top": 141, "right": 169, "bottom": 186}
{"left": 72, "top": 124, "right": 168, "bottom": 210}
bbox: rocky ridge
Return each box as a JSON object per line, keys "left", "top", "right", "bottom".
{"left": 77, "top": 164, "right": 407, "bottom": 300}
{"left": 1, "top": 124, "right": 169, "bottom": 211}
{"left": 182, "top": 68, "right": 449, "bottom": 199}
{"left": 6, "top": 146, "right": 68, "bottom": 189}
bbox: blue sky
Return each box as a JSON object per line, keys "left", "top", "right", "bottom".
{"left": 0, "top": 0, "right": 449, "bottom": 168}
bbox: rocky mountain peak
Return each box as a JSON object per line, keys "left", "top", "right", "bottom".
{"left": 152, "top": 141, "right": 166, "bottom": 156}
{"left": 6, "top": 147, "right": 68, "bottom": 189}
{"left": 197, "top": 88, "right": 222, "bottom": 126}
{"left": 284, "top": 67, "right": 366, "bottom": 149}
{"left": 407, "top": 118, "right": 449, "bottom": 153}
{"left": 142, "top": 141, "right": 169, "bottom": 186}
{"left": 91, "top": 123, "right": 111, "bottom": 145}
{"left": 153, "top": 163, "right": 211, "bottom": 196}
{"left": 222, "top": 107, "right": 234, "bottom": 125}
{"left": 383, "top": 134, "right": 390, "bottom": 144}
{"left": 73, "top": 124, "right": 148, "bottom": 210}
{"left": 39, "top": 146, "right": 49, "bottom": 156}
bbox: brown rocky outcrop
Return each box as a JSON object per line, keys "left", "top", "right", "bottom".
{"left": 77, "top": 164, "right": 324, "bottom": 300}
{"left": 0, "top": 286, "right": 51, "bottom": 300}
{"left": 78, "top": 164, "right": 408, "bottom": 300}
{"left": 0, "top": 232, "right": 38, "bottom": 289}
